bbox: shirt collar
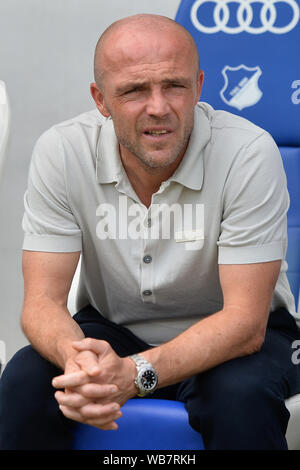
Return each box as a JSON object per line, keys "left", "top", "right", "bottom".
{"left": 169, "top": 104, "right": 211, "bottom": 190}
{"left": 96, "top": 117, "right": 122, "bottom": 184}
{"left": 96, "top": 103, "right": 211, "bottom": 190}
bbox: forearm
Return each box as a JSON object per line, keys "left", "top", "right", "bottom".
{"left": 21, "top": 296, "right": 85, "bottom": 370}
{"left": 142, "top": 306, "right": 266, "bottom": 389}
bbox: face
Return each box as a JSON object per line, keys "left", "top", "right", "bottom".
{"left": 91, "top": 28, "right": 204, "bottom": 169}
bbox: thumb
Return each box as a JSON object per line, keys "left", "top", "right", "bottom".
{"left": 72, "top": 338, "right": 111, "bottom": 356}
{"left": 65, "top": 359, "right": 81, "bottom": 374}
{"left": 75, "top": 349, "right": 101, "bottom": 377}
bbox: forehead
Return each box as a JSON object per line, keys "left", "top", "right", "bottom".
{"left": 101, "top": 28, "right": 196, "bottom": 81}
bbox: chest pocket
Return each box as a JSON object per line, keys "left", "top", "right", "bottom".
{"left": 175, "top": 229, "right": 204, "bottom": 251}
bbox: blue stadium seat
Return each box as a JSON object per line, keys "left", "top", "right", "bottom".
{"left": 72, "top": 399, "right": 204, "bottom": 450}
{"left": 281, "top": 147, "right": 300, "bottom": 309}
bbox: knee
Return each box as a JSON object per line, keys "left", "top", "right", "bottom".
{"left": 0, "top": 346, "right": 32, "bottom": 394}
{"left": 187, "top": 366, "right": 280, "bottom": 429}
{"left": 0, "top": 345, "right": 60, "bottom": 402}
{"left": 211, "top": 371, "right": 268, "bottom": 410}
{"left": 0, "top": 347, "right": 73, "bottom": 449}
{"left": 186, "top": 366, "right": 290, "bottom": 450}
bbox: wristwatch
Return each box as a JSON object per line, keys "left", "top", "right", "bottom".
{"left": 129, "top": 354, "right": 158, "bottom": 397}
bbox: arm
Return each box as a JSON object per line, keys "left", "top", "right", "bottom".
{"left": 22, "top": 250, "right": 123, "bottom": 429}
{"left": 21, "top": 250, "right": 84, "bottom": 370}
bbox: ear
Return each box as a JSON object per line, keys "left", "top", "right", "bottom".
{"left": 90, "top": 82, "right": 110, "bottom": 118}
{"left": 195, "top": 70, "right": 204, "bottom": 104}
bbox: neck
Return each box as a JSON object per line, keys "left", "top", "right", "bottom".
{"left": 119, "top": 145, "right": 186, "bottom": 207}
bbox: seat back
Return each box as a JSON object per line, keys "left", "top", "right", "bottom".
{"left": 281, "top": 147, "right": 300, "bottom": 311}
{"left": 175, "top": 0, "right": 300, "bottom": 146}
{"left": 175, "top": 0, "right": 300, "bottom": 311}
{"left": 0, "top": 81, "right": 10, "bottom": 181}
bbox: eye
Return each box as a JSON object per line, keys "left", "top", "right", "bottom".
{"left": 124, "top": 86, "right": 146, "bottom": 96}
{"left": 165, "top": 83, "right": 186, "bottom": 90}
{"left": 122, "top": 89, "right": 136, "bottom": 96}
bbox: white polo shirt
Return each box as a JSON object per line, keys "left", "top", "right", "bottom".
{"left": 22, "top": 102, "right": 297, "bottom": 345}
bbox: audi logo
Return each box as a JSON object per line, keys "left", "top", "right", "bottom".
{"left": 190, "top": 0, "right": 300, "bottom": 34}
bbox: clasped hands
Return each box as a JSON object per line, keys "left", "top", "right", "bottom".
{"left": 52, "top": 338, "right": 136, "bottom": 430}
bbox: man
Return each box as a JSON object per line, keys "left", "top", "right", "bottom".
{"left": 0, "top": 14, "right": 299, "bottom": 450}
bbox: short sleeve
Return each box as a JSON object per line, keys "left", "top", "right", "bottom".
{"left": 217, "top": 132, "right": 289, "bottom": 264}
{"left": 22, "top": 128, "right": 82, "bottom": 252}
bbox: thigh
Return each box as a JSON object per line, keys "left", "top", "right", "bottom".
{"left": 0, "top": 344, "right": 73, "bottom": 449}
{"left": 73, "top": 304, "right": 151, "bottom": 357}
{"left": 179, "top": 308, "right": 300, "bottom": 404}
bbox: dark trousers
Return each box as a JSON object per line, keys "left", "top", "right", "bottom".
{"left": 1, "top": 305, "right": 300, "bottom": 450}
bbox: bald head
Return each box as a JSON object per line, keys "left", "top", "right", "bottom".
{"left": 93, "top": 14, "right": 200, "bottom": 90}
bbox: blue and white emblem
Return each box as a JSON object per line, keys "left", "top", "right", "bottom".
{"left": 220, "top": 65, "right": 263, "bottom": 110}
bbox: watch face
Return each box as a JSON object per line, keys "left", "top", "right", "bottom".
{"left": 140, "top": 369, "right": 157, "bottom": 391}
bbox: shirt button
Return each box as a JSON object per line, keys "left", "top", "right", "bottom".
{"left": 143, "top": 255, "right": 152, "bottom": 264}
{"left": 147, "top": 218, "right": 152, "bottom": 228}
{"left": 143, "top": 290, "right": 152, "bottom": 296}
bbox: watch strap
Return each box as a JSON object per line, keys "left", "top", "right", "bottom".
{"left": 130, "top": 353, "right": 152, "bottom": 368}
{"left": 129, "top": 353, "right": 158, "bottom": 397}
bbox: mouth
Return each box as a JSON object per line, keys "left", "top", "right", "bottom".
{"left": 143, "top": 128, "right": 173, "bottom": 139}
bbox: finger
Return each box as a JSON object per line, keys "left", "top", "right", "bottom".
{"left": 59, "top": 403, "right": 122, "bottom": 429}
{"left": 88, "top": 416, "right": 121, "bottom": 430}
{"left": 79, "top": 402, "right": 121, "bottom": 420}
{"left": 97, "top": 422, "right": 119, "bottom": 431}
{"left": 52, "top": 370, "right": 89, "bottom": 389}
{"left": 72, "top": 338, "right": 110, "bottom": 355}
{"left": 77, "top": 383, "right": 118, "bottom": 399}
{"left": 59, "top": 404, "right": 119, "bottom": 430}
{"left": 65, "top": 361, "right": 81, "bottom": 374}
{"left": 59, "top": 404, "right": 87, "bottom": 423}
{"left": 54, "top": 390, "right": 91, "bottom": 408}
{"left": 74, "top": 350, "right": 101, "bottom": 377}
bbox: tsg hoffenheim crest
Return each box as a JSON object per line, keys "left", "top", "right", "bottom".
{"left": 220, "top": 65, "right": 263, "bottom": 110}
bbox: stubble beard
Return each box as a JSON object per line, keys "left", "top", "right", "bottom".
{"left": 117, "top": 121, "right": 194, "bottom": 171}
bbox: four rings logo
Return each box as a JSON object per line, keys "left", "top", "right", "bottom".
{"left": 190, "top": 0, "right": 300, "bottom": 34}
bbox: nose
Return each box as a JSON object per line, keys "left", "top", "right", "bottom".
{"left": 145, "top": 87, "right": 170, "bottom": 118}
